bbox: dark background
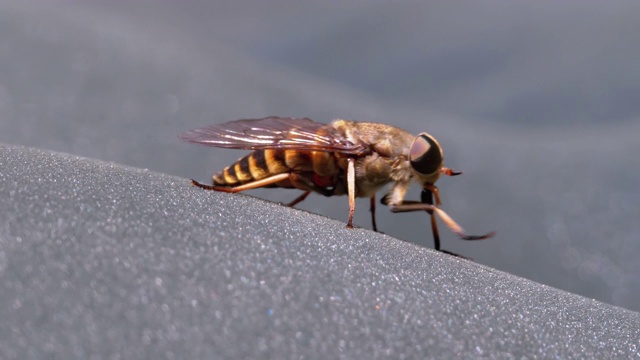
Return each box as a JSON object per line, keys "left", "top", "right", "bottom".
{"left": 1, "top": 0, "right": 638, "bottom": 312}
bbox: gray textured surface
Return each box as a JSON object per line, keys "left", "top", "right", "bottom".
{"left": 1, "top": 144, "right": 639, "bottom": 359}
{"left": 1, "top": 0, "right": 639, "bottom": 315}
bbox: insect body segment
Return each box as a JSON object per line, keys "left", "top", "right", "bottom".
{"left": 212, "top": 148, "right": 341, "bottom": 195}
{"left": 180, "top": 116, "right": 493, "bottom": 255}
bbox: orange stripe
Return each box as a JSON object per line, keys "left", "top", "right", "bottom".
{"left": 248, "top": 152, "right": 270, "bottom": 180}
{"left": 223, "top": 167, "right": 238, "bottom": 184}
{"left": 234, "top": 162, "right": 252, "bottom": 182}
{"left": 285, "top": 150, "right": 313, "bottom": 171}
{"left": 265, "top": 149, "right": 289, "bottom": 174}
{"left": 213, "top": 172, "right": 226, "bottom": 185}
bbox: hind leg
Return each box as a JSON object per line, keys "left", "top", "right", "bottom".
{"left": 190, "top": 173, "right": 292, "bottom": 192}
{"left": 286, "top": 191, "right": 311, "bottom": 207}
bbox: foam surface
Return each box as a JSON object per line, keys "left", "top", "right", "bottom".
{"left": 1, "top": 144, "right": 638, "bottom": 359}
{"left": 2, "top": 0, "right": 640, "bottom": 312}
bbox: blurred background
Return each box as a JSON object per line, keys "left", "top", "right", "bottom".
{"left": 1, "top": 0, "right": 638, "bottom": 311}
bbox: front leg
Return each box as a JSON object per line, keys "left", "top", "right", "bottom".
{"left": 422, "top": 189, "right": 441, "bottom": 252}
{"left": 381, "top": 193, "right": 494, "bottom": 241}
{"left": 421, "top": 189, "right": 472, "bottom": 258}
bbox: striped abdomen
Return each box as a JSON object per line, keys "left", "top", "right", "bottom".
{"left": 213, "top": 149, "right": 340, "bottom": 187}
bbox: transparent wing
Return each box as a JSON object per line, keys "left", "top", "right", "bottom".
{"left": 178, "top": 116, "right": 368, "bottom": 155}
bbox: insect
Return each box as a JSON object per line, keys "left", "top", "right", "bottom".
{"left": 179, "top": 116, "right": 494, "bottom": 254}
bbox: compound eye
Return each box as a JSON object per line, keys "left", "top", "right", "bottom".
{"left": 409, "top": 133, "right": 443, "bottom": 175}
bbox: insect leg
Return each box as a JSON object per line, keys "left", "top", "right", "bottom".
{"left": 369, "top": 195, "right": 378, "bottom": 232}
{"left": 286, "top": 174, "right": 335, "bottom": 196}
{"left": 423, "top": 184, "right": 441, "bottom": 205}
{"left": 346, "top": 158, "right": 356, "bottom": 229}
{"left": 421, "top": 189, "right": 441, "bottom": 251}
{"left": 286, "top": 191, "right": 311, "bottom": 207}
{"left": 383, "top": 199, "right": 494, "bottom": 241}
{"left": 190, "top": 173, "right": 291, "bottom": 192}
